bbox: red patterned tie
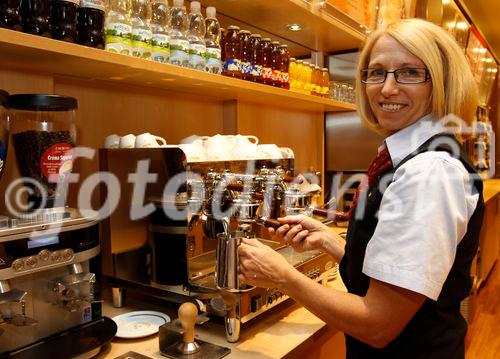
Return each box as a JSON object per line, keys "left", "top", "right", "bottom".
{"left": 349, "top": 145, "right": 393, "bottom": 216}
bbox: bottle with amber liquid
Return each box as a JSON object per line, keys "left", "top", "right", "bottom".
{"left": 249, "top": 33, "right": 261, "bottom": 82}
{"left": 1, "top": 0, "right": 22, "bottom": 31}
{"left": 222, "top": 25, "right": 241, "bottom": 78}
{"left": 239, "top": 30, "right": 252, "bottom": 81}
{"left": 279, "top": 44, "right": 290, "bottom": 89}
{"left": 21, "top": 0, "right": 51, "bottom": 37}
{"left": 270, "top": 41, "right": 281, "bottom": 87}
{"left": 220, "top": 27, "right": 226, "bottom": 62}
{"left": 260, "top": 37, "right": 272, "bottom": 85}
{"left": 77, "top": 0, "right": 105, "bottom": 49}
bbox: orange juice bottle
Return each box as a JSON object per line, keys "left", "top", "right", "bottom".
{"left": 321, "top": 68, "right": 330, "bottom": 98}
{"left": 314, "top": 66, "right": 322, "bottom": 96}
{"left": 296, "top": 60, "right": 304, "bottom": 93}
{"left": 289, "top": 57, "right": 297, "bottom": 92}
{"left": 304, "top": 62, "right": 312, "bottom": 95}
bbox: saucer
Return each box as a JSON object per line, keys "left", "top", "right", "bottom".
{"left": 112, "top": 310, "right": 170, "bottom": 339}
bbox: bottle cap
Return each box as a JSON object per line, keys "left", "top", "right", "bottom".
{"left": 190, "top": 1, "right": 200, "bottom": 12}
{"left": 262, "top": 37, "right": 271, "bottom": 42}
{"left": 206, "top": 6, "right": 216, "bottom": 18}
{"left": 271, "top": 41, "right": 280, "bottom": 45}
{"left": 290, "top": 57, "right": 296, "bottom": 61}
{"left": 239, "top": 30, "right": 251, "bottom": 34}
{"left": 279, "top": 44, "right": 288, "bottom": 48}
{"left": 227, "top": 25, "right": 240, "bottom": 31}
{"left": 173, "top": 0, "right": 183, "bottom": 7}
{"left": 322, "top": 67, "right": 328, "bottom": 71}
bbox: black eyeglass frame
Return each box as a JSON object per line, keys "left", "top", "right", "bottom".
{"left": 360, "top": 68, "right": 431, "bottom": 84}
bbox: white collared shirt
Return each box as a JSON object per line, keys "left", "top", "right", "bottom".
{"left": 362, "top": 114, "right": 480, "bottom": 300}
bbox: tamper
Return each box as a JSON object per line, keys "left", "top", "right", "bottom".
{"left": 175, "top": 302, "right": 200, "bottom": 354}
{"left": 159, "top": 302, "right": 231, "bottom": 359}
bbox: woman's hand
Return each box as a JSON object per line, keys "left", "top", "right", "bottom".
{"left": 238, "top": 237, "right": 296, "bottom": 289}
{"left": 269, "top": 215, "right": 328, "bottom": 252}
{"left": 269, "top": 215, "right": 346, "bottom": 263}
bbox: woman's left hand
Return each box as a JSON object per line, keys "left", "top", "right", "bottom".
{"left": 238, "top": 237, "right": 296, "bottom": 289}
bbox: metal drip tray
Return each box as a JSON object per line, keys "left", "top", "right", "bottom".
{"left": 189, "top": 238, "right": 322, "bottom": 289}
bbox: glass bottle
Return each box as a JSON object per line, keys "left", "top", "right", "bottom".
{"left": 288, "top": 57, "right": 297, "bottom": 92}
{"left": 220, "top": 27, "right": 225, "bottom": 62}
{"left": 1, "top": 0, "right": 22, "bottom": 31}
{"left": 321, "top": 68, "right": 329, "bottom": 98}
{"left": 279, "top": 44, "right": 290, "bottom": 89}
{"left": 21, "top": 0, "right": 51, "bottom": 37}
{"left": 50, "top": 0, "right": 79, "bottom": 43}
{"left": 77, "top": 0, "right": 106, "bottom": 49}
{"left": 105, "top": 0, "right": 132, "bottom": 55}
{"left": 260, "top": 37, "right": 272, "bottom": 85}
{"left": 270, "top": 41, "right": 280, "bottom": 87}
{"left": 222, "top": 25, "right": 241, "bottom": 78}
{"left": 150, "top": 0, "right": 169, "bottom": 63}
{"left": 204, "top": 6, "right": 221, "bottom": 74}
{"left": 239, "top": 30, "right": 252, "bottom": 81}
{"left": 130, "top": 0, "right": 152, "bottom": 59}
{"left": 249, "top": 33, "right": 261, "bottom": 82}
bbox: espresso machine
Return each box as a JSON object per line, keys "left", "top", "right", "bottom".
{"left": 100, "top": 147, "right": 341, "bottom": 342}
{"left": 0, "top": 209, "right": 118, "bottom": 357}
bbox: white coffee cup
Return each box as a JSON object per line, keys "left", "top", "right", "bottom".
{"left": 257, "top": 144, "right": 282, "bottom": 159}
{"left": 204, "top": 134, "right": 235, "bottom": 160}
{"left": 280, "top": 147, "right": 295, "bottom": 159}
{"left": 119, "top": 134, "right": 136, "bottom": 148}
{"left": 135, "top": 133, "right": 167, "bottom": 148}
{"left": 104, "top": 134, "right": 121, "bottom": 149}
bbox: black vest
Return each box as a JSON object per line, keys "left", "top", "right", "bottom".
{"left": 339, "top": 134, "right": 484, "bottom": 359}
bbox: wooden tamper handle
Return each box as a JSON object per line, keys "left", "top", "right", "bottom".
{"left": 179, "top": 302, "right": 198, "bottom": 345}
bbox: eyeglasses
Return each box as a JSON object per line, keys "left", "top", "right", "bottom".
{"left": 360, "top": 68, "right": 430, "bottom": 84}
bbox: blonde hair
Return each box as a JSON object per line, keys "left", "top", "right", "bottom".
{"left": 356, "top": 18, "right": 478, "bottom": 135}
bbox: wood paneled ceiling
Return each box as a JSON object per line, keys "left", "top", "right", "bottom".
{"left": 458, "top": 0, "right": 500, "bottom": 62}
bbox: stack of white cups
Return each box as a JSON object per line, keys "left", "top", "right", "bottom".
{"left": 104, "top": 133, "right": 167, "bottom": 148}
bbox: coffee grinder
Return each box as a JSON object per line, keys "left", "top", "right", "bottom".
{"left": 0, "top": 93, "right": 116, "bottom": 357}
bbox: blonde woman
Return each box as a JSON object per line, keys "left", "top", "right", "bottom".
{"left": 239, "top": 18, "right": 483, "bottom": 358}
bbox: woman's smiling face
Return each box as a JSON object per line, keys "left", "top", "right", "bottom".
{"left": 365, "top": 35, "right": 433, "bottom": 134}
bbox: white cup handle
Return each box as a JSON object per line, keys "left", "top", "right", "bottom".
{"left": 153, "top": 135, "right": 167, "bottom": 146}
{"left": 246, "top": 135, "right": 259, "bottom": 145}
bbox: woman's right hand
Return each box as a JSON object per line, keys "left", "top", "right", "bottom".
{"left": 269, "top": 215, "right": 346, "bottom": 262}
{"left": 269, "top": 215, "right": 328, "bottom": 252}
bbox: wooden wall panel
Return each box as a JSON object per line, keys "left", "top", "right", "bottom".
{"left": 235, "top": 100, "right": 324, "bottom": 175}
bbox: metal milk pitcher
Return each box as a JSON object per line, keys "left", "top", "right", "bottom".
{"left": 216, "top": 230, "right": 253, "bottom": 292}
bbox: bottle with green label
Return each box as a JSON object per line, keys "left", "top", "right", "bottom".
{"left": 204, "top": 6, "right": 221, "bottom": 74}
{"left": 150, "top": 0, "right": 169, "bottom": 63}
{"left": 187, "top": 1, "right": 205, "bottom": 71}
{"left": 131, "top": 0, "right": 152, "bottom": 59}
{"left": 105, "top": 0, "right": 132, "bottom": 55}
{"left": 168, "top": 0, "right": 188, "bottom": 67}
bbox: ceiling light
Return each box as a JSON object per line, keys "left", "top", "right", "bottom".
{"left": 286, "top": 23, "right": 303, "bottom": 32}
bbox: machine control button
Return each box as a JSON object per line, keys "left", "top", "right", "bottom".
{"left": 62, "top": 249, "right": 74, "bottom": 261}
{"left": 51, "top": 251, "right": 62, "bottom": 262}
{"left": 12, "top": 259, "right": 25, "bottom": 271}
{"left": 26, "top": 256, "right": 37, "bottom": 268}
{"left": 250, "top": 295, "right": 263, "bottom": 312}
{"left": 38, "top": 249, "right": 50, "bottom": 262}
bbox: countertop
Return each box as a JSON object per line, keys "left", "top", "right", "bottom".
{"left": 483, "top": 179, "right": 500, "bottom": 203}
{"left": 95, "top": 277, "right": 346, "bottom": 359}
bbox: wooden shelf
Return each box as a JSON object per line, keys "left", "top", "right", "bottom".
{"left": 201, "top": 0, "right": 366, "bottom": 56}
{"left": 0, "top": 28, "right": 355, "bottom": 112}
